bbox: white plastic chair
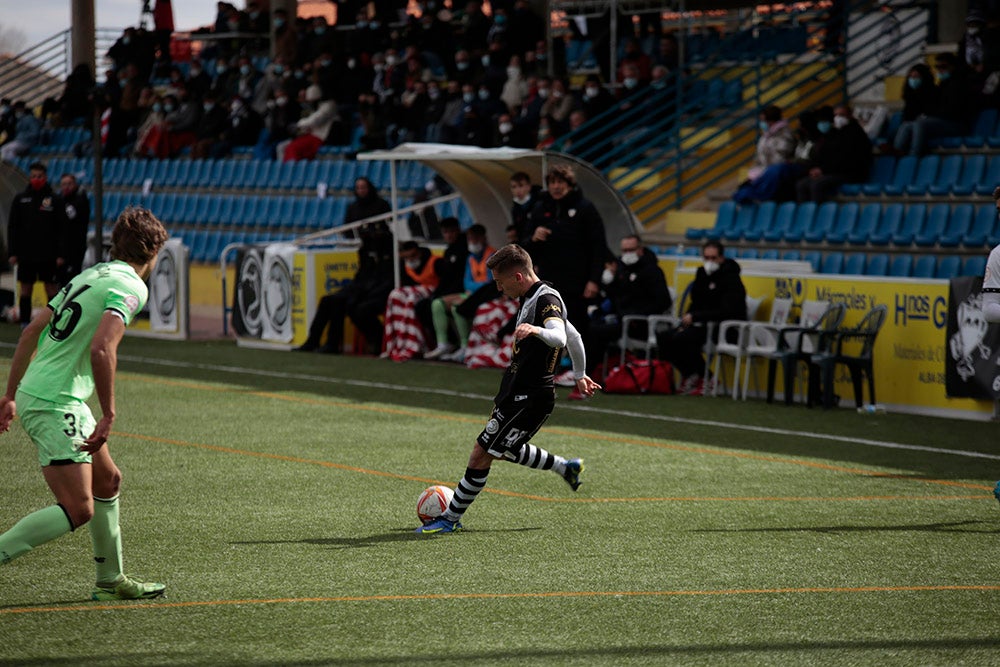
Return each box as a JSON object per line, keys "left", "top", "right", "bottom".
{"left": 741, "top": 299, "right": 831, "bottom": 400}
{"left": 617, "top": 286, "right": 679, "bottom": 367}
{"left": 709, "top": 294, "right": 765, "bottom": 398}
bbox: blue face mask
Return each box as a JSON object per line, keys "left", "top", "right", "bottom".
{"left": 938, "top": 71, "right": 951, "bottom": 82}
{"left": 314, "top": 26, "right": 326, "bottom": 35}
{"left": 758, "top": 120, "right": 769, "bottom": 132}
{"left": 907, "top": 76, "right": 922, "bottom": 89}
{"left": 274, "top": 18, "right": 285, "bottom": 28}
{"left": 816, "top": 120, "right": 832, "bottom": 134}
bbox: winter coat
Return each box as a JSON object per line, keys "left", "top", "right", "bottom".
{"left": 605, "top": 250, "right": 672, "bottom": 317}
{"left": 686, "top": 257, "right": 747, "bottom": 325}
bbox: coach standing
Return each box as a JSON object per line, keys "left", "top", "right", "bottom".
{"left": 7, "top": 162, "right": 66, "bottom": 326}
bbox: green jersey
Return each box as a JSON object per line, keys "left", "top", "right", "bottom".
{"left": 19, "top": 261, "right": 147, "bottom": 403}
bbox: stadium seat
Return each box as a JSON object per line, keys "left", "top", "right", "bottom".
{"left": 962, "top": 204, "right": 996, "bottom": 247}
{"left": 742, "top": 201, "right": 776, "bottom": 242}
{"left": 763, "top": 201, "right": 796, "bottom": 243}
{"left": 912, "top": 255, "right": 936, "bottom": 278}
{"left": 927, "top": 155, "right": 962, "bottom": 196}
{"left": 843, "top": 253, "right": 866, "bottom": 275}
{"left": 820, "top": 252, "right": 843, "bottom": 274}
{"left": 781, "top": 250, "right": 801, "bottom": 262}
{"left": 739, "top": 248, "right": 759, "bottom": 259}
{"left": 722, "top": 204, "right": 758, "bottom": 242}
{"left": 274, "top": 161, "right": 296, "bottom": 190}
{"left": 939, "top": 204, "right": 973, "bottom": 248}
{"left": 865, "top": 253, "right": 889, "bottom": 276}
{"left": 889, "top": 254, "right": 913, "bottom": 277}
{"left": 961, "top": 255, "right": 987, "bottom": 277}
{"left": 802, "top": 250, "right": 822, "bottom": 273}
{"left": 975, "top": 156, "right": 1000, "bottom": 196}
{"left": 783, "top": 202, "right": 816, "bottom": 243}
{"left": 103, "top": 158, "right": 124, "bottom": 186}
{"left": 882, "top": 156, "right": 917, "bottom": 196}
{"left": 803, "top": 202, "right": 838, "bottom": 244}
{"left": 859, "top": 156, "right": 897, "bottom": 197}
{"left": 122, "top": 160, "right": 149, "bottom": 188}
{"left": 825, "top": 202, "right": 860, "bottom": 244}
{"left": 964, "top": 108, "right": 998, "bottom": 148}
{"left": 890, "top": 204, "right": 926, "bottom": 246}
{"left": 189, "top": 230, "right": 209, "bottom": 262}
{"left": 847, "top": 203, "right": 881, "bottom": 245}
{"left": 905, "top": 155, "right": 939, "bottom": 196}
{"left": 936, "top": 255, "right": 961, "bottom": 279}
{"left": 952, "top": 155, "right": 986, "bottom": 197}
{"left": 760, "top": 249, "right": 779, "bottom": 260}
{"left": 694, "top": 201, "right": 735, "bottom": 241}
{"left": 914, "top": 204, "right": 949, "bottom": 247}
{"left": 869, "top": 203, "right": 904, "bottom": 246}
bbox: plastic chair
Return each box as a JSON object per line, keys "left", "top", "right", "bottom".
{"left": 760, "top": 249, "right": 780, "bottom": 260}
{"left": 690, "top": 201, "right": 735, "bottom": 241}
{"left": 868, "top": 203, "right": 904, "bottom": 246}
{"left": 904, "top": 155, "right": 940, "bottom": 196}
{"left": 783, "top": 202, "right": 816, "bottom": 243}
{"left": 765, "top": 302, "right": 847, "bottom": 406}
{"left": 762, "top": 201, "right": 796, "bottom": 243}
{"left": 952, "top": 155, "right": 986, "bottom": 196}
{"left": 936, "top": 255, "right": 961, "bottom": 279}
{"left": 857, "top": 155, "right": 896, "bottom": 197}
{"left": 882, "top": 156, "right": 918, "bottom": 196}
{"left": 975, "top": 155, "right": 1000, "bottom": 196}
{"left": 928, "top": 155, "right": 963, "bottom": 196}
{"left": 722, "top": 204, "right": 758, "bottom": 242}
{"left": 914, "top": 203, "right": 950, "bottom": 247}
{"left": 825, "top": 203, "right": 860, "bottom": 244}
{"left": 843, "top": 253, "right": 866, "bottom": 275}
{"left": 802, "top": 251, "right": 822, "bottom": 273}
{"left": 912, "top": 255, "right": 936, "bottom": 278}
{"left": 820, "top": 252, "right": 844, "bottom": 274}
{"left": 939, "top": 204, "right": 973, "bottom": 248}
{"left": 847, "top": 204, "right": 881, "bottom": 246}
{"left": 961, "top": 256, "right": 987, "bottom": 277}
{"left": 889, "top": 204, "right": 926, "bottom": 246}
{"left": 714, "top": 296, "right": 789, "bottom": 400}
{"left": 889, "top": 254, "right": 913, "bottom": 277}
{"left": 742, "top": 201, "right": 776, "bottom": 242}
{"left": 865, "top": 253, "right": 889, "bottom": 276}
{"left": 962, "top": 204, "right": 996, "bottom": 247}
{"left": 803, "top": 202, "right": 838, "bottom": 244}
{"left": 810, "top": 305, "right": 888, "bottom": 409}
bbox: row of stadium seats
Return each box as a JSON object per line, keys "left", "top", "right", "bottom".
{"left": 14, "top": 156, "right": 435, "bottom": 193}
{"left": 687, "top": 201, "right": 1000, "bottom": 248}
{"left": 842, "top": 154, "right": 1000, "bottom": 198}
{"left": 172, "top": 228, "right": 303, "bottom": 263}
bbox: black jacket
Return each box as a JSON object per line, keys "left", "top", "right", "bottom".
{"left": 511, "top": 184, "right": 542, "bottom": 243}
{"left": 8, "top": 183, "right": 66, "bottom": 264}
{"left": 687, "top": 257, "right": 747, "bottom": 324}
{"left": 523, "top": 187, "right": 611, "bottom": 296}
{"left": 346, "top": 189, "right": 393, "bottom": 285}
{"left": 605, "top": 250, "right": 672, "bottom": 317}
{"left": 812, "top": 121, "right": 872, "bottom": 182}
{"left": 59, "top": 188, "right": 91, "bottom": 268}
{"left": 434, "top": 238, "right": 468, "bottom": 296}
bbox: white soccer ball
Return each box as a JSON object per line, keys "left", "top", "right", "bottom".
{"left": 417, "top": 485, "right": 454, "bottom": 524}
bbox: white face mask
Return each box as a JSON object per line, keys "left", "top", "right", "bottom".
{"left": 585, "top": 86, "right": 599, "bottom": 98}
{"left": 499, "top": 121, "right": 513, "bottom": 134}
{"left": 507, "top": 67, "right": 519, "bottom": 78}
{"left": 468, "top": 242, "right": 483, "bottom": 254}
{"left": 601, "top": 268, "right": 615, "bottom": 285}
{"left": 833, "top": 115, "right": 849, "bottom": 129}
{"left": 620, "top": 251, "right": 640, "bottom": 265}
{"left": 405, "top": 258, "right": 421, "bottom": 270}
{"left": 703, "top": 260, "right": 720, "bottom": 275}
{"left": 537, "top": 87, "right": 550, "bottom": 99}
{"left": 512, "top": 194, "right": 530, "bottom": 205}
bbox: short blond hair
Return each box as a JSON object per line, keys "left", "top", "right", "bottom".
{"left": 486, "top": 243, "right": 533, "bottom": 275}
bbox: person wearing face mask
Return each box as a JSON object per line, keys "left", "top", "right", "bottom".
{"left": 959, "top": 10, "right": 1000, "bottom": 101}
{"left": 7, "top": 163, "right": 67, "bottom": 325}
{"left": 191, "top": 92, "right": 230, "bottom": 159}
{"left": 732, "top": 104, "right": 798, "bottom": 204}
{"left": 500, "top": 57, "right": 529, "bottom": 115}
{"left": 509, "top": 172, "right": 542, "bottom": 245}
{"left": 584, "top": 235, "right": 671, "bottom": 390}
{"left": 280, "top": 83, "right": 341, "bottom": 162}
{"left": 892, "top": 61, "right": 955, "bottom": 157}
{"left": 795, "top": 104, "right": 872, "bottom": 203}
{"left": 382, "top": 241, "right": 443, "bottom": 362}
{"left": 0, "top": 102, "right": 42, "bottom": 162}
{"left": 426, "top": 225, "right": 496, "bottom": 363}
{"left": 55, "top": 173, "right": 90, "bottom": 286}
{"left": 659, "top": 240, "right": 746, "bottom": 396}
{"left": 272, "top": 8, "right": 298, "bottom": 67}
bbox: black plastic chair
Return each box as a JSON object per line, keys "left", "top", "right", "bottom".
{"left": 765, "top": 302, "right": 846, "bottom": 405}
{"left": 809, "top": 304, "right": 889, "bottom": 409}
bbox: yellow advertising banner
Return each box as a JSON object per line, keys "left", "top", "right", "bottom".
{"left": 668, "top": 265, "right": 994, "bottom": 419}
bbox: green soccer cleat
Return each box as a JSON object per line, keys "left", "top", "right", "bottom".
{"left": 92, "top": 575, "right": 166, "bottom": 601}
{"left": 562, "top": 458, "right": 584, "bottom": 491}
{"left": 415, "top": 517, "right": 463, "bottom": 535}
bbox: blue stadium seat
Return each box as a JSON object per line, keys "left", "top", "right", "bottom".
{"left": 912, "top": 255, "right": 936, "bottom": 278}
{"left": 299, "top": 198, "right": 320, "bottom": 229}
{"left": 275, "top": 161, "right": 297, "bottom": 189}
{"left": 962, "top": 204, "right": 996, "bottom": 247}
{"left": 189, "top": 230, "right": 209, "bottom": 262}
{"left": 865, "top": 253, "right": 889, "bottom": 276}
{"left": 975, "top": 156, "right": 1000, "bottom": 196}
{"left": 739, "top": 248, "right": 759, "bottom": 259}
{"left": 121, "top": 160, "right": 149, "bottom": 188}
{"left": 802, "top": 250, "right": 822, "bottom": 273}
{"left": 698, "top": 201, "right": 735, "bottom": 241}
{"left": 820, "top": 252, "right": 843, "bottom": 274}
{"left": 781, "top": 250, "right": 801, "bottom": 262}
{"left": 193, "top": 194, "right": 215, "bottom": 225}
{"left": 760, "top": 249, "right": 779, "bottom": 260}
{"left": 952, "top": 155, "right": 986, "bottom": 197}
{"left": 103, "top": 158, "right": 124, "bottom": 186}
{"left": 329, "top": 197, "right": 348, "bottom": 225}
{"left": 859, "top": 156, "right": 896, "bottom": 197}
{"left": 927, "top": 155, "right": 962, "bottom": 196}
{"left": 203, "top": 230, "right": 224, "bottom": 264}
{"left": 963, "top": 108, "right": 998, "bottom": 148}
{"left": 936, "top": 256, "right": 961, "bottom": 279}
{"left": 249, "top": 160, "right": 273, "bottom": 190}
{"left": 914, "top": 203, "right": 949, "bottom": 247}
{"left": 961, "top": 255, "right": 987, "bottom": 277}
{"left": 272, "top": 197, "right": 295, "bottom": 228}
{"left": 939, "top": 204, "right": 973, "bottom": 248}
{"left": 803, "top": 202, "right": 838, "bottom": 244}
{"left": 763, "top": 201, "right": 796, "bottom": 243}
{"left": 890, "top": 204, "right": 926, "bottom": 246}
{"left": 869, "top": 203, "right": 904, "bottom": 246}
{"left": 843, "top": 253, "right": 866, "bottom": 275}
{"left": 889, "top": 254, "right": 913, "bottom": 277}
{"left": 783, "top": 201, "right": 816, "bottom": 243}
{"left": 847, "top": 203, "right": 881, "bottom": 245}
{"left": 310, "top": 198, "right": 334, "bottom": 230}
{"left": 741, "top": 201, "right": 776, "bottom": 242}
{"left": 905, "top": 155, "right": 939, "bottom": 196}
{"left": 882, "top": 156, "right": 918, "bottom": 196}
{"left": 825, "top": 202, "right": 860, "bottom": 244}
{"left": 300, "top": 161, "right": 321, "bottom": 191}
{"left": 723, "top": 79, "right": 743, "bottom": 107}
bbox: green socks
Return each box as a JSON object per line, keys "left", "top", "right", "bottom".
{"left": 453, "top": 311, "right": 471, "bottom": 348}
{"left": 90, "top": 495, "right": 124, "bottom": 587}
{"left": 0, "top": 504, "right": 73, "bottom": 564}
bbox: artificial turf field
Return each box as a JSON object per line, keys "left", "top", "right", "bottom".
{"left": 0, "top": 330, "right": 998, "bottom": 666}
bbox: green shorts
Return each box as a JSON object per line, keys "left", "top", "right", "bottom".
{"left": 17, "top": 391, "right": 96, "bottom": 467}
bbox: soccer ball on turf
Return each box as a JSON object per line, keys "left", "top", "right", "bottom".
{"left": 417, "top": 485, "right": 454, "bottom": 524}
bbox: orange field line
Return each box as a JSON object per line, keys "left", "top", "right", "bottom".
{"left": 4, "top": 584, "right": 999, "bottom": 616}
{"left": 118, "top": 375, "right": 994, "bottom": 493}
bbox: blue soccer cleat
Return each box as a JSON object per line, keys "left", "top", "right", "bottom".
{"left": 993, "top": 480, "right": 1000, "bottom": 505}
{"left": 562, "top": 458, "right": 584, "bottom": 491}
{"left": 415, "top": 516, "right": 463, "bottom": 535}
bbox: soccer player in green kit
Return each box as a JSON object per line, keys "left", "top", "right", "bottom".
{"left": 0, "top": 206, "right": 169, "bottom": 600}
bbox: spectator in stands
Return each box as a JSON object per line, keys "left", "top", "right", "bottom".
{"left": 534, "top": 117, "right": 556, "bottom": 149}
{"left": 253, "top": 88, "right": 299, "bottom": 160}
{"left": 732, "top": 104, "right": 798, "bottom": 204}
{"left": 0, "top": 102, "right": 42, "bottom": 162}
{"left": 213, "top": 97, "right": 261, "bottom": 158}
{"left": 450, "top": 49, "right": 480, "bottom": 86}
{"left": 618, "top": 38, "right": 653, "bottom": 85}
{"left": 510, "top": 171, "right": 542, "bottom": 242}
{"left": 107, "top": 28, "right": 141, "bottom": 74}
{"left": 0, "top": 99, "right": 14, "bottom": 147}
{"left": 894, "top": 54, "right": 973, "bottom": 157}
{"left": 251, "top": 59, "right": 288, "bottom": 117}
{"left": 302, "top": 16, "right": 339, "bottom": 67}
{"left": 541, "top": 78, "right": 577, "bottom": 135}
{"left": 891, "top": 62, "right": 938, "bottom": 153}
{"left": 382, "top": 241, "right": 443, "bottom": 362}
{"left": 280, "top": 83, "right": 340, "bottom": 161}
{"left": 58, "top": 64, "right": 95, "bottom": 126}
{"left": 587, "top": 237, "right": 672, "bottom": 383}
{"left": 55, "top": 173, "right": 90, "bottom": 285}
{"left": 234, "top": 57, "right": 262, "bottom": 103}
{"left": 659, "top": 240, "right": 747, "bottom": 396}
{"left": 523, "top": 163, "right": 612, "bottom": 353}
{"left": 132, "top": 93, "right": 164, "bottom": 158}
{"left": 189, "top": 92, "right": 228, "bottom": 159}
{"left": 460, "top": 0, "right": 493, "bottom": 53}
{"left": 580, "top": 74, "right": 614, "bottom": 120}
{"left": 653, "top": 34, "right": 679, "bottom": 71}
{"left": 959, "top": 9, "right": 1000, "bottom": 101}
{"left": 162, "top": 86, "right": 200, "bottom": 157}
{"left": 500, "top": 56, "right": 529, "bottom": 114}
{"left": 7, "top": 162, "right": 66, "bottom": 325}
{"left": 273, "top": 9, "right": 298, "bottom": 68}
{"left": 358, "top": 92, "right": 389, "bottom": 150}
{"left": 508, "top": 0, "right": 545, "bottom": 61}
{"left": 295, "top": 179, "right": 394, "bottom": 354}
{"left": 494, "top": 112, "right": 517, "bottom": 147}
{"left": 105, "top": 64, "right": 141, "bottom": 158}
{"left": 431, "top": 80, "right": 465, "bottom": 144}
{"left": 426, "top": 224, "right": 495, "bottom": 363}
{"left": 185, "top": 60, "right": 212, "bottom": 102}
{"left": 616, "top": 64, "right": 647, "bottom": 112}
{"left": 422, "top": 80, "right": 447, "bottom": 140}
{"left": 416, "top": 217, "right": 468, "bottom": 351}
{"left": 795, "top": 104, "right": 872, "bottom": 203}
